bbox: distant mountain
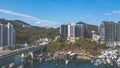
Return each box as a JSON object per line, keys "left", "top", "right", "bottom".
{"left": 0, "top": 18, "right": 59, "bottom": 44}
{"left": 76, "top": 21, "right": 98, "bottom": 33}
{"left": 76, "top": 21, "right": 87, "bottom": 25}
{"left": 0, "top": 18, "right": 33, "bottom": 30}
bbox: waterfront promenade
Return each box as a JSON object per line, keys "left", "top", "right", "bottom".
{"left": 0, "top": 44, "right": 47, "bottom": 59}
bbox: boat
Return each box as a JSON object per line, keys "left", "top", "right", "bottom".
{"left": 65, "top": 60, "right": 69, "bottom": 65}
{"left": 106, "top": 58, "right": 111, "bottom": 64}
{"left": 9, "top": 63, "right": 15, "bottom": 68}
{"left": 69, "top": 53, "right": 77, "bottom": 59}
{"left": 94, "top": 62, "right": 99, "bottom": 66}
{"left": 116, "top": 57, "right": 120, "bottom": 66}
{"left": 21, "top": 53, "right": 25, "bottom": 58}
{"left": 17, "top": 65, "right": 24, "bottom": 68}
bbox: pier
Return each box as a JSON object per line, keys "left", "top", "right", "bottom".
{"left": 0, "top": 44, "right": 47, "bottom": 59}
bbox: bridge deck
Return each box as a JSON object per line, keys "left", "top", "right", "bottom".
{"left": 0, "top": 45, "right": 47, "bottom": 59}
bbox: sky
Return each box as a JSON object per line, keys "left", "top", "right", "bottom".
{"left": 0, "top": 0, "right": 120, "bottom": 27}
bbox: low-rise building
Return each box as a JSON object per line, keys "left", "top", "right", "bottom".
{"left": 67, "top": 36, "right": 76, "bottom": 43}
{"left": 91, "top": 31, "right": 100, "bottom": 43}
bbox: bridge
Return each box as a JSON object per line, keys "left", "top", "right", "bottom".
{"left": 0, "top": 44, "right": 47, "bottom": 59}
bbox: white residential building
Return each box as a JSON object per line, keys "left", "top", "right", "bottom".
{"left": 68, "top": 24, "right": 75, "bottom": 37}
{"left": 0, "top": 23, "right": 15, "bottom": 47}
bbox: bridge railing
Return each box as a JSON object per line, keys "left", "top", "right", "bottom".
{"left": 0, "top": 44, "right": 47, "bottom": 59}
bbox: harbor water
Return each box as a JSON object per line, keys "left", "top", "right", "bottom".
{"left": 0, "top": 55, "right": 119, "bottom": 68}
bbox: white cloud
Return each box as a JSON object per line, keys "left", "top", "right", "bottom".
{"left": 35, "top": 21, "right": 42, "bottom": 24}
{"left": 0, "top": 9, "right": 36, "bottom": 19}
{"left": 104, "top": 10, "right": 120, "bottom": 16}
{"left": 104, "top": 13, "right": 111, "bottom": 16}
{"left": 80, "top": 15, "right": 92, "bottom": 20}
{"left": 112, "top": 10, "right": 120, "bottom": 14}
{"left": 0, "top": 9, "right": 61, "bottom": 27}
{"left": 80, "top": 17, "right": 85, "bottom": 19}
{"left": 86, "top": 15, "right": 92, "bottom": 17}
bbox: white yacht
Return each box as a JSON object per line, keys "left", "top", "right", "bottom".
{"left": 17, "top": 65, "right": 24, "bottom": 68}
{"left": 117, "top": 57, "right": 120, "bottom": 66}
{"left": 65, "top": 60, "right": 69, "bottom": 65}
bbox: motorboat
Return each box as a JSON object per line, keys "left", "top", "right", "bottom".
{"left": 17, "top": 65, "right": 24, "bottom": 68}
{"left": 117, "top": 57, "right": 120, "bottom": 66}
{"left": 65, "top": 60, "right": 69, "bottom": 65}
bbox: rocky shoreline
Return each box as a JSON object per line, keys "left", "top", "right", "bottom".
{"left": 53, "top": 50, "right": 92, "bottom": 61}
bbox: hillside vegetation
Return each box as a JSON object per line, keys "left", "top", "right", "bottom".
{"left": 0, "top": 18, "right": 59, "bottom": 44}
{"left": 47, "top": 38, "right": 107, "bottom": 55}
